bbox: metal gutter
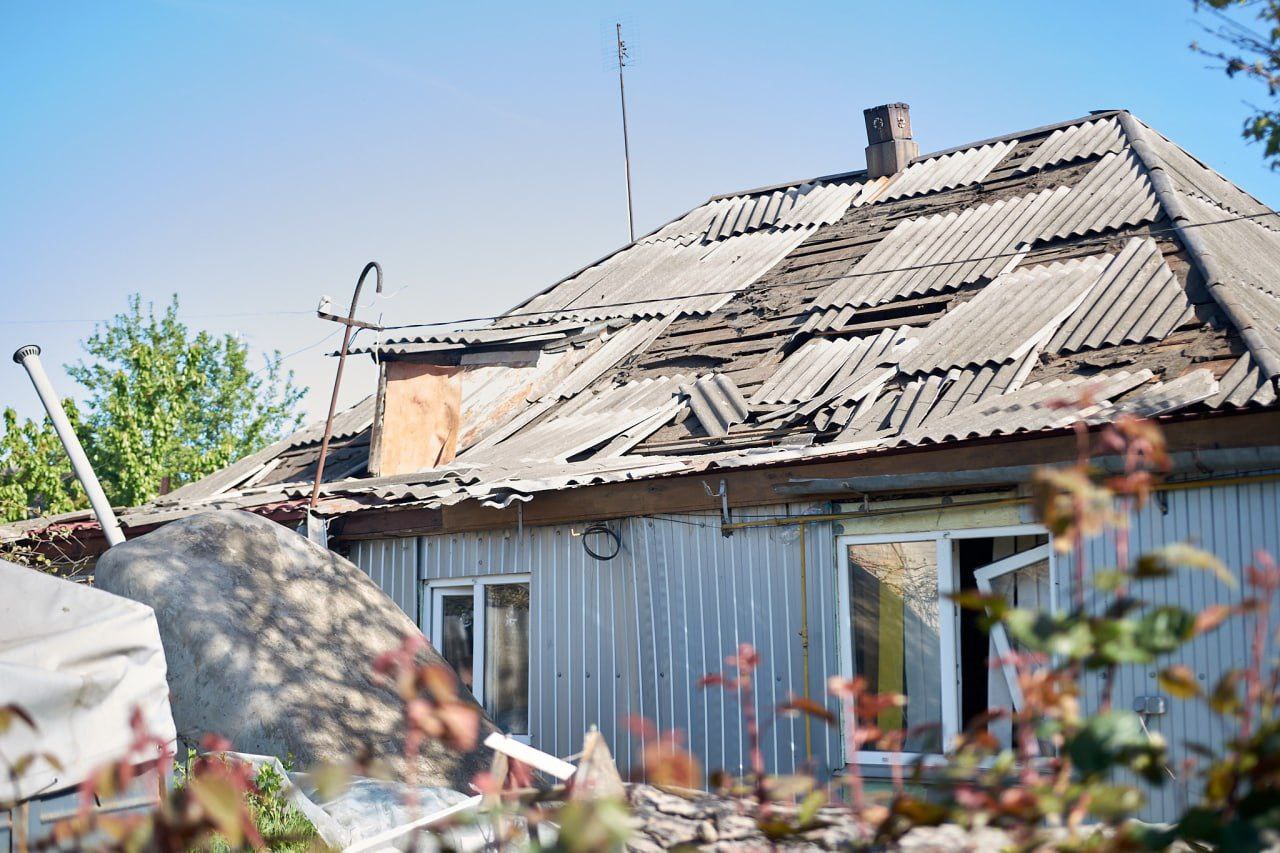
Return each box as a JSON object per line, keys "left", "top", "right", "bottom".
{"left": 1116, "top": 111, "right": 1280, "bottom": 389}
{"left": 722, "top": 495, "right": 1028, "bottom": 531}
{"left": 723, "top": 469, "right": 1280, "bottom": 532}
{"left": 775, "top": 447, "right": 1280, "bottom": 496}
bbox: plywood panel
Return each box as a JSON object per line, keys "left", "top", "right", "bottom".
{"left": 370, "top": 362, "right": 462, "bottom": 476}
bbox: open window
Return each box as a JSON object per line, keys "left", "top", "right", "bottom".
{"left": 837, "top": 527, "right": 1054, "bottom": 764}
{"left": 427, "top": 577, "right": 531, "bottom": 741}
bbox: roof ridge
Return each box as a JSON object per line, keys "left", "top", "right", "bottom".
{"left": 708, "top": 110, "right": 1125, "bottom": 202}
{"left": 1117, "top": 111, "right": 1280, "bottom": 389}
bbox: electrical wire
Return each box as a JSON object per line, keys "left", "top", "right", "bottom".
{"left": 5, "top": 200, "right": 1275, "bottom": 336}
{"left": 377, "top": 205, "right": 1280, "bottom": 333}
{"left": 253, "top": 327, "right": 343, "bottom": 376}
{"left": 0, "top": 309, "right": 316, "bottom": 327}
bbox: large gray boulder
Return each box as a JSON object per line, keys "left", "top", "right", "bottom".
{"left": 95, "top": 510, "right": 494, "bottom": 789}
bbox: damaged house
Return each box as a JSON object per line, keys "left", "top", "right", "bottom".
{"left": 10, "top": 105, "right": 1280, "bottom": 822}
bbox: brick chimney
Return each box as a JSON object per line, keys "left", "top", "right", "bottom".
{"left": 864, "top": 103, "right": 918, "bottom": 179}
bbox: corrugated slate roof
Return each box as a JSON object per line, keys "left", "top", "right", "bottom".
{"left": 681, "top": 374, "right": 749, "bottom": 437}
{"left": 896, "top": 255, "right": 1109, "bottom": 375}
{"left": 879, "top": 141, "right": 1015, "bottom": 202}
{"left": 751, "top": 336, "right": 868, "bottom": 404}
{"left": 807, "top": 187, "right": 1070, "bottom": 313}
{"left": 805, "top": 150, "right": 1161, "bottom": 322}
{"left": 1015, "top": 117, "right": 1125, "bottom": 174}
{"left": 1179, "top": 193, "right": 1280, "bottom": 298}
{"left": 895, "top": 370, "right": 1155, "bottom": 445}
{"left": 69, "top": 109, "right": 1277, "bottom": 532}
{"left": 515, "top": 224, "right": 822, "bottom": 323}
{"left": 1208, "top": 354, "right": 1277, "bottom": 408}
{"left": 1142, "top": 122, "right": 1278, "bottom": 231}
{"left": 703, "top": 180, "right": 866, "bottom": 241}
{"left": 1030, "top": 149, "right": 1161, "bottom": 242}
{"left": 1176, "top": 193, "right": 1280, "bottom": 366}
{"left": 1050, "top": 237, "right": 1194, "bottom": 353}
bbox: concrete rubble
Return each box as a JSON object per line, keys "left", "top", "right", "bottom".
{"left": 621, "top": 784, "right": 1041, "bottom": 851}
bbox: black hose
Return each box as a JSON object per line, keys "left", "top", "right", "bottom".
{"left": 582, "top": 523, "right": 621, "bottom": 561}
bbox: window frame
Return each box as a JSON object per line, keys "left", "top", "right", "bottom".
{"left": 424, "top": 573, "right": 532, "bottom": 744}
{"left": 835, "top": 525, "right": 1054, "bottom": 766}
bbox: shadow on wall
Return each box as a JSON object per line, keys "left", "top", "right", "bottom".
{"left": 94, "top": 510, "right": 496, "bottom": 790}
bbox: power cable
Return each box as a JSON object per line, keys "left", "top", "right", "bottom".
{"left": 253, "top": 327, "right": 343, "bottom": 376}
{"left": 377, "top": 205, "right": 1280, "bottom": 334}
{"left": 0, "top": 309, "right": 315, "bottom": 327}
{"left": 4, "top": 202, "right": 1275, "bottom": 336}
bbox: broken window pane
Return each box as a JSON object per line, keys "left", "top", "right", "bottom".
{"left": 484, "top": 583, "right": 530, "bottom": 735}
{"left": 440, "top": 593, "right": 475, "bottom": 691}
{"left": 847, "top": 540, "right": 941, "bottom": 753}
{"left": 957, "top": 534, "right": 1050, "bottom": 749}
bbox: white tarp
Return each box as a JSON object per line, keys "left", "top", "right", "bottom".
{"left": 0, "top": 558, "right": 176, "bottom": 802}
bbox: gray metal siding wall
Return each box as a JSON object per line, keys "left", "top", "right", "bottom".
{"left": 349, "top": 478, "right": 1278, "bottom": 822}
{"left": 417, "top": 505, "right": 845, "bottom": 779}
{"left": 349, "top": 537, "right": 420, "bottom": 623}
{"left": 1069, "top": 475, "right": 1280, "bottom": 822}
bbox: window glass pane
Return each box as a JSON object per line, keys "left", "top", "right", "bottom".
{"left": 440, "top": 594, "right": 475, "bottom": 692}
{"left": 982, "top": 535, "right": 1051, "bottom": 750}
{"left": 847, "top": 541, "right": 941, "bottom": 753}
{"left": 484, "top": 583, "right": 530, "bottom": 735}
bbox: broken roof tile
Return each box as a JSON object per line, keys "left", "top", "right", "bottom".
{"left": 1015, "top": 116, "right": 1125, "bottom": 174}
{"left": 896, "top": 255, "right": 1110, "bottom": 375}
{"left": 1208, "top": 353, "right": 1277, "bottom": 408}
{"left": 1030, "top": 149, "right": 1161, "bottom": 242}
{"left": 1049, "top": 237, "right": 1194, "bottom": 354}
{"left": 81, "top": 110, "right": 1278, "bottom": 529}
{"left": 680, "top": 374, "right": 749, "bottom": 438}
{"left": 878, "top": 141, "right": 1015, "bottom": 202}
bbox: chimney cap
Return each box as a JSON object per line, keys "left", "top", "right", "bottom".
{"left": 863, "top": 103, "right": 918, "bottom": 179}
{"left": 863, "top": 103, "right": 913, "bottom": 145}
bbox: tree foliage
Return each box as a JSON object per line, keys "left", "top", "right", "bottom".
{"left": 0, "top": 295, "right": 305, "bottom": 521}
{"left": 1192, "top": 0, "right": 1280, "bottom": 167}
{"left": 0, "top": 402, "right": 86, "bottom": 522}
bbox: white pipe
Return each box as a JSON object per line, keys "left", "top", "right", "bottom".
{"left": 12, "top": 345, "right": 125, "bottom": 546}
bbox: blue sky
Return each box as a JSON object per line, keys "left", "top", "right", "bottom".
{"left": 1, "top": 1, "right": 1276, "bottom": 423}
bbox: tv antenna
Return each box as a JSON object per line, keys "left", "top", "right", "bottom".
{"left": 614, "top": 22, "right": 635, "bottom": 243}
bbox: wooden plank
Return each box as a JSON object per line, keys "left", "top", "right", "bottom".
{"left": 369, "top": 362, "right": 462, "bottom": 476}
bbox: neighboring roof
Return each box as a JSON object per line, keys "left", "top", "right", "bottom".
{"left": 12, "top": 109, "right": 1279, "bottom": 538}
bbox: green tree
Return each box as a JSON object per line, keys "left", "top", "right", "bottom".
{"left": 68, "top": 295, "right": 306, "bottom": 507}
{"left": 1191, "top": 0, "right": 1280, "bottom": 167}
{"left": 0, "top": 294, "right": 306, "bottom": 520}
{"left": 0, "top": 403, "right": 87, "bottom": 523}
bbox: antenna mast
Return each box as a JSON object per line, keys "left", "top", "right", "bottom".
{"left": 615, "top": 22, "right": 635, "bottom": 243}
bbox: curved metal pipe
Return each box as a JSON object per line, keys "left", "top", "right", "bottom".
{"left": 12, "top": 345, "right": 125, "bottom": 546}
{"left": 310, "top": 262, "right": 383, "bottom": 511}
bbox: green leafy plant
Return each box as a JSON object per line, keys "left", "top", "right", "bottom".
{"left": 69, "top": 295, "right": 305, "bottom": 507}
{"left": 0, "top": 294, "right": 304, "bottom": 534}
{"left": 1191, "top": 0, "right": 1280, "bottom": 168}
